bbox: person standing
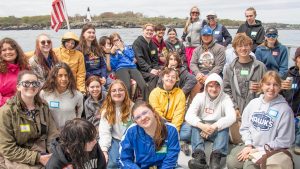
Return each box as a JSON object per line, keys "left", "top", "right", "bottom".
{"left": 133, "top": 23, "right": 160, "bottom": 91}
{"left": 237, "top": 7, "right": 265, "bottom": 52}
{"left": 205, "top": 10, "right": 232, "bottom": 47}
{"left": 182, "top": 6, "right": 206, "bottom": 71}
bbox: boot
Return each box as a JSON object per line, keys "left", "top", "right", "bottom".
{"left": 209, "top": 152, "right": 222, "bottom": 169}
{"left": 188, "top": 149, "right": 208, "bottom": 169}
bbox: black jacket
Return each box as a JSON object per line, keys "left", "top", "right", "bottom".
{"left": 237, "top": 20, "right": 265, "bottom": 52}
{"left": 132, "top": 35, "right": 160, "bottom": 73}
{"left": 46, "top": 138, "right": 107, "bottom": 169}
{"left": 282, "top": 66, "right": 300, "bottom": 116}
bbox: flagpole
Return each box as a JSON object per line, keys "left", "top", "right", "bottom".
{"left": 62, "top": 0, "right": 70, "bottom": 30}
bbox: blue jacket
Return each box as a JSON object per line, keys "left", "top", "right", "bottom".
{"left": 110, "top": 45, "right": 137, "bottom": 72}
{"left": 84, "top": 52, "right": 107, "bottom": 79}
{"left": 255, "top": 42, "right": 288, "bottom": 78}
{"left": 119, "top": 122, "right": 180, "bottom": 169}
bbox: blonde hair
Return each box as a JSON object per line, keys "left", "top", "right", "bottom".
{"left": 143, "top": 23, "right": 154, "bottom": 30}
{"left": 232, "top": 33, "right": 253, "bottom": 50}
{"left": 183, "top": 6, "right": 200, "bottom": 33}
{"left": 260, "top": 71, "right": 282, "bottom": 89}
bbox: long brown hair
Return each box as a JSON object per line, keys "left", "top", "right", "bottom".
{"left": 16, "top": 70, "right": 44, "bottom": 110}
{"left": 99, "top": 80, "right": 132, "bottom": 125}
{"left": 42, "top": 62, "right": 77, "bottom": 97}
{"left": 0, "top": 37, "right": 28, "bottom": 73}
{"left": 132, "top": 101, "right": 167, "bottom": 151}
{"left": 79, "top": 23, "right": 101, "bottom": 56}
{"left": 165, "top": 51, "right": 182, "bottom": 68}
{"left": 60, "top": 118, "right": 98, "bottom": 169}
{"left": 34, "top": 34, "right": 58, "bottom": 75}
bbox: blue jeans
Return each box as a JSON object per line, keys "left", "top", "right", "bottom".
{"left": 191, "top": 127, "right": 229, "bottom": 155}
{"left": 180, "top": 122, "right": 192, "bottom": 142}
{"left": 108, "top": 138, "right": 120, "bottom": 169}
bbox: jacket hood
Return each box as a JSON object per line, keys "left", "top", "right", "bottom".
{"left": 246, "top": 19, "right": 263, "bottom": 27}
{"left": 50, "top": 138, "right": 70, "bottom": 164}
{"left": 258, "top": 94, "right": 287, "bottom": 106}
{"left": 288, "top": 66, "right": 300, "bottom": 77}
{"left": 204, "top": 73, "right": 224, "bottom": 102}
{"left": 62, "top": 32, "right": 79, "bottom": 42}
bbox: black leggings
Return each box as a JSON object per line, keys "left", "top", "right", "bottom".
{"left": 116, "top": 68, "right": 149, "bottom": 101}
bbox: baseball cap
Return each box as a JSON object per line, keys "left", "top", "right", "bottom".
{"left": 201, "top": 26, "right": 213, "bottom": 36}
{"left": 266, "top": 27, "right": 278, "bottom": 35}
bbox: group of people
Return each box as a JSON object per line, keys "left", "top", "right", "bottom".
{"left": 0, "top": 5, "right": 299, "bottom": 169}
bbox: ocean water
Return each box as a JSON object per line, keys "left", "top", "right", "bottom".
{"left": 0, "top": 28, "right": 299, "bottom": 65}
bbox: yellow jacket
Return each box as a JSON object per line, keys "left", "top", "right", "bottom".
{"left": 149, "top": 87, "right": 186, "bottom": 131}
{"left": 54, "top": 47, "right": 86, "bottom": 93}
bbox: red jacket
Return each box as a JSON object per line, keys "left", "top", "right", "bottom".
{"left": 152, "top": 35, "right": 167, "bottom": 65}
{"left": 0, "top": 63, "right": 20, "bottom": 107}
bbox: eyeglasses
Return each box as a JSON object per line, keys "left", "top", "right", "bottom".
{"left": 111, "top": 88, "right": 125, "bottom": 93}
{"left": 19, "top": 81, "right": 41, "bottom": 88}
{"left": 266, "top": 34, "right": 278, "bottom": 39}
{"left": 40, "top": 40, "right": 51, "bottom": 45}
{"left": 246, "top": 15, "right": 254, "bottom": 18}
{"left": 191, "top": 11, "right": 199, "bottom": 15}
{"left": 207, "top": 16, "right": 215, "bottom": 20}
{"left": 133, "top": 110, "right": 150, "bottom": 121}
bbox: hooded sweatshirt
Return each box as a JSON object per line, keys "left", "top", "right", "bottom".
{"left": 190, "top": 40, "right": 225, "bottom": 76}
{"left": 183, "top": 18, "right": 206, "bottom": 47}
{"left": 240, "top": 94, "right": 295, "bottom": 150}
{"left": 165, "top": 38, "right": 188, "bottom": 67}
{"left": 255, "top": 42, "right": 288, "bottom": 78}
{"left": 46, "top": 138, "right": 107, "bottom": 169}
{"left": 237, "top": 20, "right": 265, "bottom": 52}
{"left": 185, "top": 73, "right": 236, "bottom": 131}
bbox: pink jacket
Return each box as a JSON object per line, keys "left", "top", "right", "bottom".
{"left": 0, "top": 63, "right": 20, "bottom": 107}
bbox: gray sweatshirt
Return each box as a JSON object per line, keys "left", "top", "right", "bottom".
{"left": 240, "top": 94, "right": 295, "bottom": 150}
{"left": 40, "top": 89, "right": 83, "bottom": 129}
{"left": 190, "top": 40, "right": 225, "bottom": 76}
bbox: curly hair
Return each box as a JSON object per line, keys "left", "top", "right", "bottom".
{"left": 60, "top": 118, "right": 97, "bottom": 169}
{"left": 79, "top": 23, "right": 101, "bottom": 56}
{"left": 131, "top": 101, "right": 167, "bottom": 151}
{"left": 34, "top": 34, "right": 58, "bottom": 76}
{"left": 42, "top": 62, "right": 76, "bottom": 97}
{"left": 165, "top": 51, "right": 182, "bottom": 68}
{"left": 99, "top": 79, "right": 132, "bottom": 125}
{"left": 0, "top": 37, "right": 28, "bottom": 73}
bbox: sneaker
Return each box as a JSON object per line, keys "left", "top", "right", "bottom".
{"left": 180, "top": 143, "right": 191, "bottom": 156}
{"left": 188, "top": 149, "right": 208, "bottom": 169}
{"left": 294, "top": 145, "right": 300, "bottom": 155}
{"left": 209, "top": 152, "right": 222, "bottom": 169}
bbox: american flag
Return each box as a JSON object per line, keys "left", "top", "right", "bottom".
{"left": 51, "top": 0, "right": 66, "bottom": 32}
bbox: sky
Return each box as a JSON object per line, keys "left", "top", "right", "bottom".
{"left": 0, "top": 0, "right": 299, "bottom": 24}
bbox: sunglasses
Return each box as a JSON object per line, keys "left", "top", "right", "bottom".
{"left": 207, "top": 16, "right": 215, "bottom": 20}
{"left": 266, "top": 34, "right": 278, "bottom": 39}
{"left": 191, "top": 11, "right": 199, "bottom": 15}
{"left": 40, "top": 40, "right": 51, "bottom": 45}
{"left": 19, "top": 81, "right": 41, "bottom": 88}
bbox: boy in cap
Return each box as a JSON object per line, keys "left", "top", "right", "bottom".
{"left": 255, "top": 27, "right": 289, "bottom": 78}
{"left": 186, "top": 73, "right": 236, "bottom": 169}
{"left": 190, "top": 26, "right": 225, "bottom": 90}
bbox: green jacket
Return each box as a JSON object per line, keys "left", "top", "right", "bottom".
{"left": 0, "top": 96, "right": 58, "bottom": 165}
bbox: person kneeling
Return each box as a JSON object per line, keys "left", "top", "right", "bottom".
{"left": 185, "top": 73, "right": 236, "bottom": 169}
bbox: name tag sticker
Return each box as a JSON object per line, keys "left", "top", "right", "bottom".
{"left": 20, "top": 124, "right": 30, "bottom": 132}
{"left": 50, "top": 101, "right": 60, "bottom": 108}
{"left": 240, "top": 69, "right": 249, "bottom": 76}
{"left": 151, "top": 50, "right": 156, "bottom": 55}
{"left": 156, "top": 145, "right": 167, "bottom": 153}
{"left": 251, "top": 31, "right": 257, "bottom": 36}
{"left": 175, "top": 45, "right": 180, "bottom": 49}
{"left": 214, "top": 31, "right": 220, "bottom": 34}
{"left": 272, "top": 51, "right": 279, "bottom": 56}
{"left": 292, "top": 83, "right": 298, "bottom": 89}
{"left": 268, "top": 109, "right": 278, "bottom": 118}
